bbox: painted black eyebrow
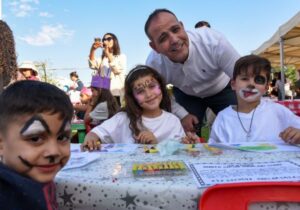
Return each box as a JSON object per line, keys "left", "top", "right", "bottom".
{"left": 58, "top": 119, "right": 70, "bottom": 134}
{"left": 20, "top": 115, "right": 50, "bottom": 135}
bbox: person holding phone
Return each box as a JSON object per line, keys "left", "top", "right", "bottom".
{"left": 88, "top": 33, "right": 126, "bottom": 106}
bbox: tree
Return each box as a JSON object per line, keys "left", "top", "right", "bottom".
{"left": 34, "top": 61, "right": 60, "bottom": 86}
{"left": 0, "top": 20, "right": 18, "bottom": 92}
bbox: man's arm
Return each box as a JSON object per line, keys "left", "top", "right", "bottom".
{"left": 214, "top": 30, "right": 240, "bottom": 78}
{"left": 170, "top": 95, "right": 199, "bottom": 132}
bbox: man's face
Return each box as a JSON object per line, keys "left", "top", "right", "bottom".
{"left": 20, "top": 68, "right": 33, "bottom": 78}
{"left": 0, "top": 112, "right": 71, "bottom": 183}
{"left": 148, "top": 12, "right": 189, "bottom": 63}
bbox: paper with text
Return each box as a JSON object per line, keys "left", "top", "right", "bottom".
{"left": 190, "top": 161, "right": 300, "bottom": 188}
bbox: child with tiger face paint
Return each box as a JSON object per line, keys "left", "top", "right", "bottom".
{"left": 0, "top": 80, "right": 73, "bottom": 209}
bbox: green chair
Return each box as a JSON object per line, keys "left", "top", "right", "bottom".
{"left": 71, "top": 123, "right": 86, "bottom": 143}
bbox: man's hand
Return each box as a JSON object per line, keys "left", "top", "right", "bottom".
{"left": 280, "top": 127, "right": 300, "bottom": 144}
{"left": 81, "top": 132, "right": 101, "bottom": 151}
{"left": 181, "top": 114, "right": 199, "bottom": 132}
{"left": 134, "top": 131, "right": 158, "bottom": 144}
{"left": 182, "top": 131, "right": 199, "bottom": 144}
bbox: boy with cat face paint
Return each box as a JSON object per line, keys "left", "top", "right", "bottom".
{"left": 0, "top": 80, "right": 73, "bottom": 210}
{"left": 209, "top": 55, "right": 300, "bottom": 144}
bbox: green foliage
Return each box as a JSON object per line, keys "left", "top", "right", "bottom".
{"left": 34, "top": 61, "right": 60, "bottom": 86}
{"left": 273, "top": 65, "right": 297, "bottom": 87}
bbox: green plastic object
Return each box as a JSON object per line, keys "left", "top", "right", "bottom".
{"left": 71, "top": 123, "right": 86, "bottom": 143}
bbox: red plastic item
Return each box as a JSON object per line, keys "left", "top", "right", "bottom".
{"left": 276, "top": 100, "right": 300, "bottom": 116}
{"left": 198, "top": 137, "right": 206, "bottom": 143}
{"left": 199, "top": 182, "right": 300, "bottom": 210}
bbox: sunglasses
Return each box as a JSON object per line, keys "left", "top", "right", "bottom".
{"left": 102, "top": 37, "right": 113, "bottom": 42}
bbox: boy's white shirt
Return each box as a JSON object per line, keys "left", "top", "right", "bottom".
{"left": 91, "top": 110, "right": 185, "bottom": 143}
{"left": 208, "top": 98, "right": 300, "bottom": 143}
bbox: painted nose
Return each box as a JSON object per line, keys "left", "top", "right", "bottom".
{"left": 144, "top": 88, "right": 152, "bottom": 98}
{"left": 44, "top": 139, "right": 61, "bottom": 158}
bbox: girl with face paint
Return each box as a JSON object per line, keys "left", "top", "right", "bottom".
{"left": 208, "top": 55, "right": 300, "bottom": 144}
{"left": 0, "top": 80, "right": 73, "bottom": 209}
{"left": 81, "top": 65, "right": 198, "bottom": 151}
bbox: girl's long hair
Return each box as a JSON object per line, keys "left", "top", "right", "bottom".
{"left": 122, "top": 65, "right": 171, "bottom": 136}
{"left": 92, "top": 88, "right": 119, "bottom": 118}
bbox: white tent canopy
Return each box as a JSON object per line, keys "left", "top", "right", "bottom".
{"left": 253, "top": 11, "right": 300, "bottom": 69}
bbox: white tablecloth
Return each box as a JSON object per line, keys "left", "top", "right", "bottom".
{"left": 55, "top": 144, "right": 300, "bottom": 210}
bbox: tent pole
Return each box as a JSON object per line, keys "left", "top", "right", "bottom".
{"left": 279, "top": 37, "right": 285, "bottom": 100}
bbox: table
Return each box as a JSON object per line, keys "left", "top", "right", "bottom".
{"left": 55, "top": 144, "right": 300, "bottom": 210}
{"left": 276, "top": 99, "right": 300, "bottom": 116}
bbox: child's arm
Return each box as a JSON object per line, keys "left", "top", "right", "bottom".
{"left": 279, "top": 127, "right": 300, "bottom": 144}
{"left": 81, "top": 132, "right": 101, "bottom": 151}
{"left": 83, "top": 102, "right": 94, "bottom": 124}
{"left": 73, "top": 103, "right": 88, "bottom": 112}
{"left": 134, "top": 131, "right": 157, "bottom": 144}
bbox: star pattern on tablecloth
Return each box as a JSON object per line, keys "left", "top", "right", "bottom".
{"left": 59, "top": 189, "right": 74, "bottom": 206}
{"left": 192, "top": 197, "right": 199, "bottom": 204}
{"left": 120, "top": 191, "right": 137, "bottom": 208}
{"left": 276, "top": 202, "right": 289, "bottom": 209}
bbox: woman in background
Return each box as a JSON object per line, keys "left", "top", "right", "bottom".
{"left": 88, "top": 33, "right": 126, "bottom": 106}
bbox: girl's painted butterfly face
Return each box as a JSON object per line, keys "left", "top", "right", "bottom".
{"left": 132, "top": 75, "right": 162, "bottom": 111}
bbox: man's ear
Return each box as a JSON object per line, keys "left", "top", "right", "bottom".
{"left": 179, "top": 21, "right": 185, "bottom": 29}
{"left": 149, "top": 41, "right": 157, "bottom": 52}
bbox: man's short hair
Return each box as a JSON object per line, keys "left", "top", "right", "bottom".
{"left": 195, "top": 21, "right": 211, "bottom": 28}
{"left": 144, "top": 8, "right": 177, "bottom": 39}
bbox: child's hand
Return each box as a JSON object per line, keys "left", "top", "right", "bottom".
{"left": 81, "top": 132, "right": 101, "bottom": 151}
{"left": 279, "top": 127, "right": 300, "bottom": 144}
{"left": 182, "top": 132, "right": 199, "bottom": 144}
{"left": 134, "top": 131, "right": 157, "bottom": 144}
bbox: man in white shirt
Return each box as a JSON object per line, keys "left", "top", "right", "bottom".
{"left": 145, "top": 9, "right": 240, "bottom": 133}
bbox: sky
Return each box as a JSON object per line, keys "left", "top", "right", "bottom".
{"left": 1, "top": 0, "right": 300, "bottom": 85}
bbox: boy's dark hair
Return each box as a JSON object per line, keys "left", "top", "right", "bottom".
{"left": 0, "top": 80, "right": 74, "bottom": 134}
{"left": 195, "top": 21, "right": 211, "bottom": 28}
{"left": 123, "top": 65, "right": 171, "bottom": 136}
{"left": 233, "top": 55, "right": 272, "bottom": 82}
{"left": 90, "top": 88, "right": 120, "bottom": 118}
{"left": 144, "top": 9, "right": 177, "bottom": 39}
{"left": 101, "top": 33, "right": 121, "bottom": 59}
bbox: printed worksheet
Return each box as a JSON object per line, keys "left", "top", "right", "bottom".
{"left": 189, "top": 161, "right": 300, "bottom": 188}
{"left": 208, "top": 142, "right": 300, "bottom": 152}
{"left": 62, "top": 152, "right": 99, "bottom": 170}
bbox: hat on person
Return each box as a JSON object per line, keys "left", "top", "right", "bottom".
{"left": 80, "top": 87, "right": 92, "bottom": 96}
{"left": 90, "top": 75, "right": 110, "bottom": 90}
{"left": 19, "top": 61, "right": 38, "bottom": 76}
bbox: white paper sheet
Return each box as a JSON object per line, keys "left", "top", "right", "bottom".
{"left": 208, "top": 142, "right": 300, "bottom": 152}
{"left": 189, "top": 161, "right": 300, "bottom": 188}
{"left": 62, "top": 152, "right": 99, "bottom": 170}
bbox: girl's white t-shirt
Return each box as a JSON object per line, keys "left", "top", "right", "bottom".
{"left": 91, "top": 110, "right": 185, "bottom": 143}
